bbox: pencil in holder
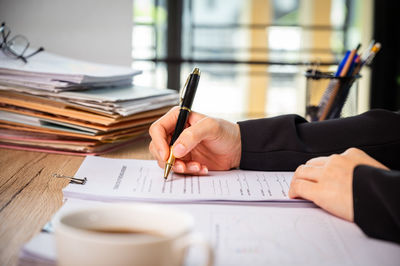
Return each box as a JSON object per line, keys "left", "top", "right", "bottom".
{"left": 304, "top": 69, "right": 361, "bottom": 121}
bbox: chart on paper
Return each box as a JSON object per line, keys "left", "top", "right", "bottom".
{"left": 64, "top": 156, "right": 297, "bottom": 203}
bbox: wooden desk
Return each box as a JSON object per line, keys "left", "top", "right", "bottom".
{"left": 0, "top": 137, "right": 153, "bottom": 266}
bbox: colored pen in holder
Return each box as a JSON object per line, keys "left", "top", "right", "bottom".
{"left": 304, "top": 69, "right": 361, "bottom": 122}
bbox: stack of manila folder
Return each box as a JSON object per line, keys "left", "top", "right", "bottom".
{"left": 0, "top": 49, "right": 178, "bottom": 155}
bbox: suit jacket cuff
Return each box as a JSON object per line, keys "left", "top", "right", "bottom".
{"left": 353, "top": 165, "right": 400, "bottom": 243}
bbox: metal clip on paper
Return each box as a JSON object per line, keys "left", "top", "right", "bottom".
{"left": 53, "top": 173, "right": 87, "bottom": 185}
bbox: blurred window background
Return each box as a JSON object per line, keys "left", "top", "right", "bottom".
{"left": 132, "top": 0, "right": 372, "bottom": 121}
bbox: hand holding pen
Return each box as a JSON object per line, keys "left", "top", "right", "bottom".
{"left": 148, "top": 69, "right": 242, "bottom": 178}
{"left": 163, "top": 68, "right": 201, "bottom": 179}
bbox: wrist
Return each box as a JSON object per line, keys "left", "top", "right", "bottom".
{"left": 231, "top": 123, "right": 242, "bottom": 169}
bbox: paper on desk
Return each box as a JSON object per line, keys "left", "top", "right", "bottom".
{"left": 0, "top": 49, "right": 141, "bottom": 85}
{"left": 64, "top": 156, "right": 298, "bottom": 203}
{"left": 19, "top": 198, "right": 400, "bottom": 266}
{"left": 67, "top": 93, "right": 178, "bottom": 116}
{"left": 0, "top": 122, "right": 148, "bottom": 142}
{"left": 0, "top": 84, "right": 177, "bottom": 104}
{"left": 0, "top": 110, "right": 99, "bottom": 135}
{"left": 59, "top": 85, "right": 177, "bottom": 103}
{"left": 0, "top": 90, "right": 174, "bottom": 126}
{"left": 0, "top": 85, "right": 179, "bottom": 116}
{"left": 19, "top": 233, "right": 56, "bottom": 266}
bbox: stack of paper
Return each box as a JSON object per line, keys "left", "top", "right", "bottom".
{"left": 0, "top": 49, "right": 142, "bottom": 92}
{"left": 0, "top": 50, "right": 178, "bottom": 155}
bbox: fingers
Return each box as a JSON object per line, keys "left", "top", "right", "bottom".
{"left": 149, "top": 140, "right": 168, "bottom": 168}
{"left": 153, "top": 153, "right": 208, "bottom": 175}
{"left": 149, "top": 107, "right": 180, "bottom": 161}
{"left": 149, "top": 107, "right": 208, "bottom": 161}
{"left": 173, "top": 117, "right": 218, "bottom": 158}
{"left": 305, "top": 156, "right": 329, "bottom": 167}
{"left": 289, "top": 178, "right": 318, "bottom": 201}
{"left": 151, "top": 140, "right": 209, "bottom": 175}
{"left": 173, "top": 160, "right": 209, "bottom": 175}
{"left": 289, "top": 163, "right": 322, "bottom": 200}
{"left": 186, "top": 110, "right": 210, "bottom": 126}
{"left": 293, "top": 164, "right": 322, "bottom": 182}
{"left": 149, "top": 107, "right": 213, "bottom": 175}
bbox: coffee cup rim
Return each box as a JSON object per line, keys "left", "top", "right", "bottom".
{"left": 54, "top": 203, "right": 194, "bottom": 245}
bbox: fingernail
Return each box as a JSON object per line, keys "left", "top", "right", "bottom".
{"left": 176, "top": 165, "right": 184, "bottom": 173}
{"left": 188, "top": 165, "right": 200, "bottom": 172}
{"left": 200, "top": 167, "right": 208, "bottom": 175}
{"left": 173, "top": 144, "right": 186, "bottom": 157}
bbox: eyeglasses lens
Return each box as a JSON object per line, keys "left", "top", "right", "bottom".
{"left": 7, "top": 35, "right": 29, "bottom": 56}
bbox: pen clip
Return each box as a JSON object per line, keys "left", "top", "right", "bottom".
{"left": 179, "top": 75, "right": 190, "bottom": 105}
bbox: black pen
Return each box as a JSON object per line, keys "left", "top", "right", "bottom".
{"left": 164, "top": 68, "right": 201, "bottom": 179}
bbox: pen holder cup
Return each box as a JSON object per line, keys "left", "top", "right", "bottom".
{"left": 304, "top": 69, "right": 361, "bottom": 121}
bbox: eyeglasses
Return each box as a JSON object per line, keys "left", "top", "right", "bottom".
{"left": 0, "top": 22, "right": 44, "bottom": 63}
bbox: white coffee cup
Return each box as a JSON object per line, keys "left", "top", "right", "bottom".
{"left": 54, "top": 203, "right": 214, "bottom": 266}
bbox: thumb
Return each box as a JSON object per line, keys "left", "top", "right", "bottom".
{"left": 172, "top": 117, "right": 218, "bottom": 158}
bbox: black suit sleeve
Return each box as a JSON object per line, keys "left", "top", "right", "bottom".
{"left": 353, "top": 166, "right": 400, "bottom": 243}
{"left": 237, "top": 109, "right": 400, "bottom": 244}
{"left": 237, "top": 109, "right": 400, "bottom": 171}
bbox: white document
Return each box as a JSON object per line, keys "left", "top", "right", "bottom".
{"left": 0, "top": 49, "right": 141, "bottom": 84}
{"left": 20, "top": 198, "right": 400, "bottom": 266}
{"left": 64, "top": 88, "right": 179, "bottom": 116}
{"left": 60, "top": 85, "right": 177, "bottom": 103}
{"left": 0, "top": 84, "right": 178, "bottom": 116}
{"left": 63, "top": 156, "right": 298, "bottom": 203}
